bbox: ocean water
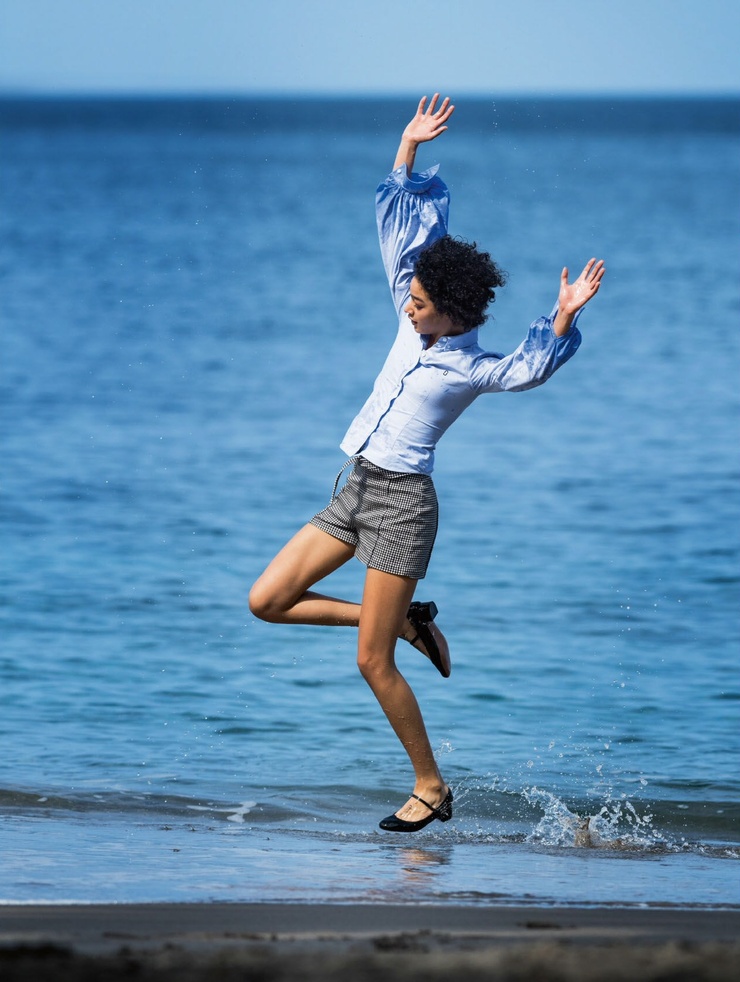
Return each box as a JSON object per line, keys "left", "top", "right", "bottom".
{"left": 1, "top": 96, "right": 738, "bottom": 908}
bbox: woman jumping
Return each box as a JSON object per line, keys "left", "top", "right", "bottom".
{"left": 249, "top": 94, "right": 605, "bottom": 833}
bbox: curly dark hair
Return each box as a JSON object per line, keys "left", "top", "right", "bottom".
{"left": 414, "top": 235, "right": 507, "bottom": 330}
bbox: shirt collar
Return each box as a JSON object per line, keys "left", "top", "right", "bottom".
{"left": 422, "top": 328, "right": 479, "bottom": 352}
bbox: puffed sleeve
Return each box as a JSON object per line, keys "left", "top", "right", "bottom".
{"left": 375, "top": 164, "right": 450, "bottom": 317}
{"left": 470, "top": 304, "right": 583, "bottom": 393}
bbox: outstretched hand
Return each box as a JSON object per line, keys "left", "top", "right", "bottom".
{"left": 553, "top": 259, "right": 606, "bottom": 336}
{"left": 401, "top": 94, "right": 455, "bottom": 146}
{"left": 559, "top": 259, "right": 605, "bottom": 315}
{"left": 393, "top": 94, "right": 455, "bottom": 174}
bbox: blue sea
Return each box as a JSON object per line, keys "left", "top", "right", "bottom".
{"left": 1, "top": 96, "right": 738, "bottom": 909}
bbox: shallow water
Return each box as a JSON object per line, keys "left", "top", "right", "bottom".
{"left": 1, "top": 96, "right": 738, "bottom": 906}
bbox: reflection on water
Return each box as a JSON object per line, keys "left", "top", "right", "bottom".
{"left": 397, "top": 846, "right": 453, "bottom": 884}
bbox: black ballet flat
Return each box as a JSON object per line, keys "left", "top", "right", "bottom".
{"left": 379, "top": 788, "right": 454, "bottom": 833}
{"left": 406, "top": 601, "right": 451, "bottom": 678}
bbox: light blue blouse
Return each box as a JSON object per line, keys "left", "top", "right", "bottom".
{"left": 340, "top": 164, "right": 583, "bottom": 475}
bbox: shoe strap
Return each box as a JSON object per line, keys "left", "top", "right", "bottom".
{"left": 411, "top": 793, "right": 439, "bottom": 816}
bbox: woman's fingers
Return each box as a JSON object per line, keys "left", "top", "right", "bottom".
{"left": 582, "top": 258, "right": 605, "bottom": 282}
{"left": 420, "top": 93, "right": 454, "bottom": 122}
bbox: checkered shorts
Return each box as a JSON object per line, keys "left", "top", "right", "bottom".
{"left": 310, "top": 457, "right": 438, "bottom": 579}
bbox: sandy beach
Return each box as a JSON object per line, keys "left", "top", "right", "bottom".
{"left": 1, "top": 903, "right": 738, "bottom": 980}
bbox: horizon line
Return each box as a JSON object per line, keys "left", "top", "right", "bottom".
{"left": 2, "top": 87, "right": 739, "bottom": 100}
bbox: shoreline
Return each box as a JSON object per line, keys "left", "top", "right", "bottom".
{"left": 2, "top": 903, "right": 739, "bottom": 981}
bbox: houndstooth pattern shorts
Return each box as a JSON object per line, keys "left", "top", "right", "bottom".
{"left": 310, "top": 457, "right": 438, "bottom": 579}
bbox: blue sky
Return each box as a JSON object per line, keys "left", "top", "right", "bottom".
{"left": 1, "top": 0, "right": 739, "bottom": 96}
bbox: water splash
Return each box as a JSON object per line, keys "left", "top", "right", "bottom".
{"left": 523, "top": 786, "right": 657, "bottom": 850}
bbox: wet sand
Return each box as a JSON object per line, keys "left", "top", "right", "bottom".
{"left": 1, "top": 903, "right": 739, "bottom": 980}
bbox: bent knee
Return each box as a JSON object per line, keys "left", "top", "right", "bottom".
{"left": 248, "top": 581, "right": 283, "bottom": 622}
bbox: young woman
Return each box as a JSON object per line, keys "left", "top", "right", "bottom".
{"left": 249, "top": 95, "right": 605, "bottom": 833}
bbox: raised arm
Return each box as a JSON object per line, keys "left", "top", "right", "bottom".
{"left": 376, "top": 96, "right": 453, "bottom": 316}
{"left": 393, "top": 94, "right": 455, "bottom": 174}
{"left": 553, "top": 259, "right": 606, "bottom": 336}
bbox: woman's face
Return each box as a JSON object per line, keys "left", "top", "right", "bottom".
{"left": 405, "top": 277, "right": 459, "bottom": 342}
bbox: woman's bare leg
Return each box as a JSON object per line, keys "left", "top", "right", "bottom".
{"left": 357, "top": 567, "right": 449, "bottom": 822}
{"left": 249, "top": 523, "right": 361, "bottom": 625}
{"left": 250, "top": 525, "right": 450, "bottom": 819}
{"left": 249, "top": 524, "right": 442, "bottom": 662}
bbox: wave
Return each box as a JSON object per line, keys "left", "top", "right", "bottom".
{"left": 2, "top": 783, "right": 738, "bottom": 860}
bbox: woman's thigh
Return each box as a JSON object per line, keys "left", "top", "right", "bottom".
{"left": 358, "top": 566, "right": 417, "bottom": 663}
{"left": 250, "top": 523, "right": 356, "bottom": 614}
